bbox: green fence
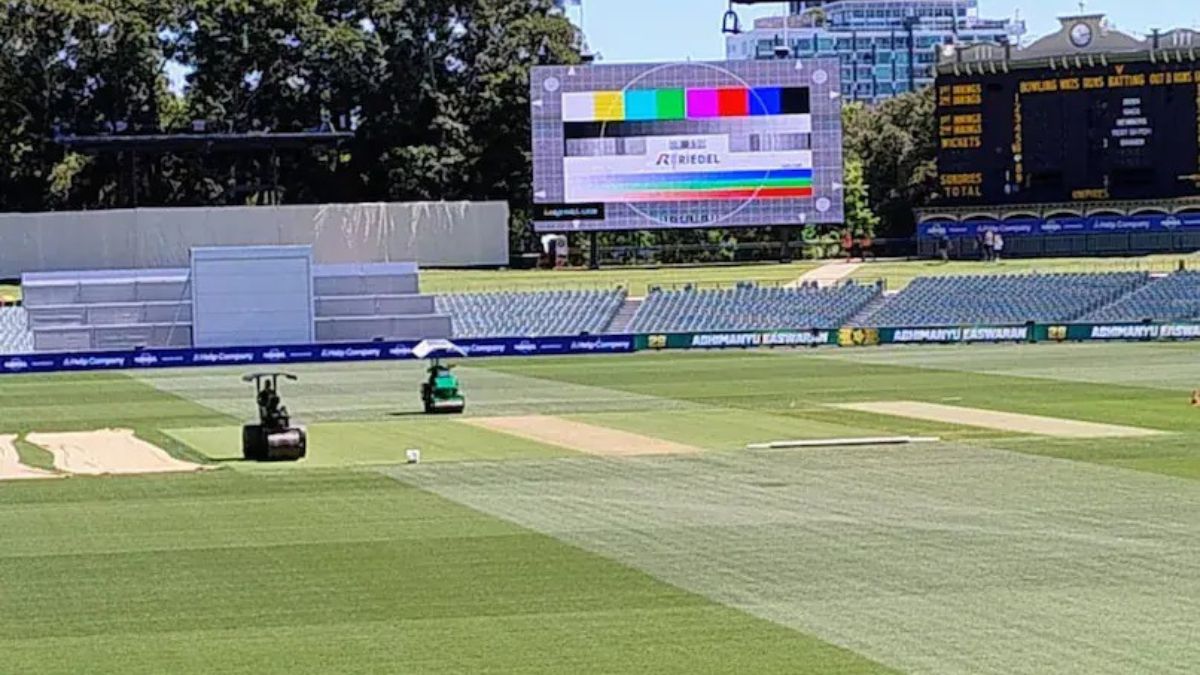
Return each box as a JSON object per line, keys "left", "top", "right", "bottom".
{"left": 1044, "top": 323, "right": 1200, "bottom": 341}
{"left": 635, "top": 330, "right": 837, "bottom": 351}
{"left": 634, "top": 322, "right": 1200, "bottom": 352}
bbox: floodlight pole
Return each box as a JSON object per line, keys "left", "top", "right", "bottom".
{"left": 588, "top": 232, "right": 600, "bottom": 270}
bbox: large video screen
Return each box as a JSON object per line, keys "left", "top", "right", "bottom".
{"left": 936, "top": 61, "right": 1200, "bottom": 207}
{"left": 531, "top": 60, "right": 844, "bottom": 232}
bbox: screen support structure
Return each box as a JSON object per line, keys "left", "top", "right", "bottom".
{"left": 780, "top": 227, "right": 794, "bottom": 264}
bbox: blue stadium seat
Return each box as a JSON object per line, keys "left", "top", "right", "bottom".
{"left": 863, "top": 272, "right": 1149, "bottom": 327}
{"left": 436, "top": 289, "right": 626, "bottom": 338}
{"left": 629, "top": 284, "right": 878, "bottom": 333}
{"left": 1082, "top": 271, "right": 1200, "bottom": 323}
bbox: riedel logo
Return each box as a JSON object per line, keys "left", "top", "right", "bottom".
{"left": 655, "top": 152, "right": 721, "bottom": 168}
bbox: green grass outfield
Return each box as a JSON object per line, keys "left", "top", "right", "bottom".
{"left": 6, "top": 255, "right": 1197, "bottom": 300}
{"left": 422, "top": 254, "right": 1200, "bottom": 295}
{"left": 849, "top": 254, "right": 1199, "bottom": 289}
{"left": 420, "top": 262, "right": 818, "bottom": 296}
{"left": 3, "top": 344, "right": 1200, "bottom": 672}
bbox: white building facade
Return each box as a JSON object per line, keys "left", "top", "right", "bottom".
{"left": 726, "top": 1, "right": 1024, "bottom": 102}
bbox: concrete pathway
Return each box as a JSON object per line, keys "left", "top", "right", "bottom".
{"left": 788, "top": 261, "right": 861, "bottom": 288}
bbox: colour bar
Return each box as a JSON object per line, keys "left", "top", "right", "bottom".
{"left": 561, "top": 87, "right": 810, "bottom": 123}
{"left": 583, "top": 169, "right": 814, "bottom": 202}
{"left": 608, "top": 187, "right": 814, "bottom": 203}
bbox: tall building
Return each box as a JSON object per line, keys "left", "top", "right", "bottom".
{"left": 725, "top": 0, "right": 1024, "bottom": 102}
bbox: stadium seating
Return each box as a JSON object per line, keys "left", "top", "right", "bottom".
{"left": 436, "top": 289, "right": 626, "bottom": 338}
{"left": 0, "top": 307, "right": 34, "bottom": 355}
{"left": 1082, "top": 271, "right": 1200, "bottom": 323}
{"left": 863, "top": 273, "right": 1149, "bottom": 327}
{"left": 629, "top": 283, "right": 879, "bottom": 333}
{"left": 22, "top": 269, "right": 194, "bottom": 351}
{"left": 22, "top": 263, "right": 451, "bottom": 350}
{"left": 313, "top": 263, "right": 451, "bottom": 342}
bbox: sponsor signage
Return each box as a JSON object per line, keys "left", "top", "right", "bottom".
{"left": 1084, "top": 323, "right": 1200, "bottom": 340}
{"left": 0, "top": 335, "right": 637, "bottom": 376}
{"left": 919, "top": 213, "right": 1200, "bottom": 240}
{"left": 533, "top": 203, "right": 607, "bottom": 222}
{"left": 885, "top": 326, "right": 1029, "bottom": 344}
{"left": 638, "top": 330, "right": 835, "bottom": 350}
{"left": 871, "top": 323, "right": 1200, "bottom": 344}
{"left": 691, "top": 331, "right": 831, "bottom": 348}
{"left": 838, "top": 327, "right": 880, "bottom": 347}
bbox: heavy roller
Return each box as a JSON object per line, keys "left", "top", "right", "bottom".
{"left": 242, "top": 372, "right": 307, "bottom": 461}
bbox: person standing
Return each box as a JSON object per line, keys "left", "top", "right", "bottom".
{"left": 982, "top": 228, "right": 995, "bottom": 262}
{"left": 937, "top": 232, "right": 951, "bottom": 262}
{"left": 993, "top": 232, "right": 1005, "bottom": 262}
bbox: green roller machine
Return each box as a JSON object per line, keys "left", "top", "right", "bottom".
{"left": 414, "top": 339, "right": 467, "bottom": 415}
{"left": 242, "top": 372, "right": 307, "bottom": 461}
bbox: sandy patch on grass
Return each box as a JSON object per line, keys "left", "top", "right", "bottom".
{"left": 463, "top": 415, "right": 701, "bottom": 457}
{"left": 0, "top": 435, "right": 58, "bottom": 480}
{"left": 833, "top": 401, "right": 1161, "bottom": 438}
{"left": 26, "top": 429, "right": 205, "bottom": 475}
{"left": 788, "top": 261, "right": 862, "bottom": 288}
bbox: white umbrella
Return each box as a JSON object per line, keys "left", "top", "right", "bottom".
{"left": 412, "top": 339, "right": 467, "bottom": 359}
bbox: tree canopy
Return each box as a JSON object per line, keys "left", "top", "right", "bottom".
{"left": 842, "top": 87, "right": 938, "bottom": 238}
{"left": 1, "top": 1, "right": 938, "bottom": 247}
{"left": 0, "top": 0, "right": 581, "bottom": 218}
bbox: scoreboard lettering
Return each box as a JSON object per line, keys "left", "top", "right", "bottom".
{"left": 935, "top": 61, "right": 1200, "bottom": 207}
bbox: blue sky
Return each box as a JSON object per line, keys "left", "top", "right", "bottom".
{"left": 573, "top": 1, "right": 1200, "bottom": 63}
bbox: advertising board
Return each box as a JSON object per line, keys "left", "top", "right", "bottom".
{"left": 531, "top": 60, "right": 844, "bottom": 231}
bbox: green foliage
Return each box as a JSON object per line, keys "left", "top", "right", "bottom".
{"left": 842, "top": 155, "right": 879, "bottom": 238}
{"left": 0, "top": 0, "right": 580, "bottom": 218}
{"left": 1, "top": 0, "right": 945, "bottom": 244}
{"left": 842, "top": 88, "right": 938, "bottom": 237}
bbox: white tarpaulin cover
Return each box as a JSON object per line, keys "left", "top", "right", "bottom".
{"left": 0, "top": 201, "right": 508, "bottom": 277}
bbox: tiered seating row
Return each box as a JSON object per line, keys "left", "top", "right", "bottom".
{"left": 630, "top": 284, "right": 879, "bottom": 333}
{"left": 436, "top": 290, "right": 625, "bottom": 338}
{"left": 1083, "top": 272, "right": 1200, "bottom": 323}
{"left": 863, "top": 273, "right": 1149, "bottom": 327}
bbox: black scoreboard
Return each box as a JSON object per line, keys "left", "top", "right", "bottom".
{"left": 936, "top": 61, "right": 1200, "bottom": 207}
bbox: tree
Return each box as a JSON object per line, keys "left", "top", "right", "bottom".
{"left": 457, "top": 0, "right": 580, "bottom": 248}
{"left": 171, "top": 0, "right": 375, "bottom": 204}
{"left": 0, "top": 0, "right": 166, "bottom": 210}
{"left": 842, "top": 88, "right": 937, "bottom": 238}
{"left": 842, "top": 156, "right": 879, "bottom": 238}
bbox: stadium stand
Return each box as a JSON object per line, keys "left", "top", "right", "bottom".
{"left": 629, "top": 283, "right": 879, "bottom": 333}
{"left": 313, "top": 263, "right": 451, "bottom": 342}
{"left": 22, "top": 269, "right": 193, "bottom": 352}
{"left": 0, "top": 307, "right": 34, "bottom": 355}
{"left": 436, "top": 289, "right": 625, "bottom": 338}
{"left": 862, "top": 273, "right": 1149, "bottom": 327}
{"left": 1082, "top": 271, "right": 1200, "bottom": 323}
{"left": 21, "top": 262, "right": 451, "bottom": 351}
